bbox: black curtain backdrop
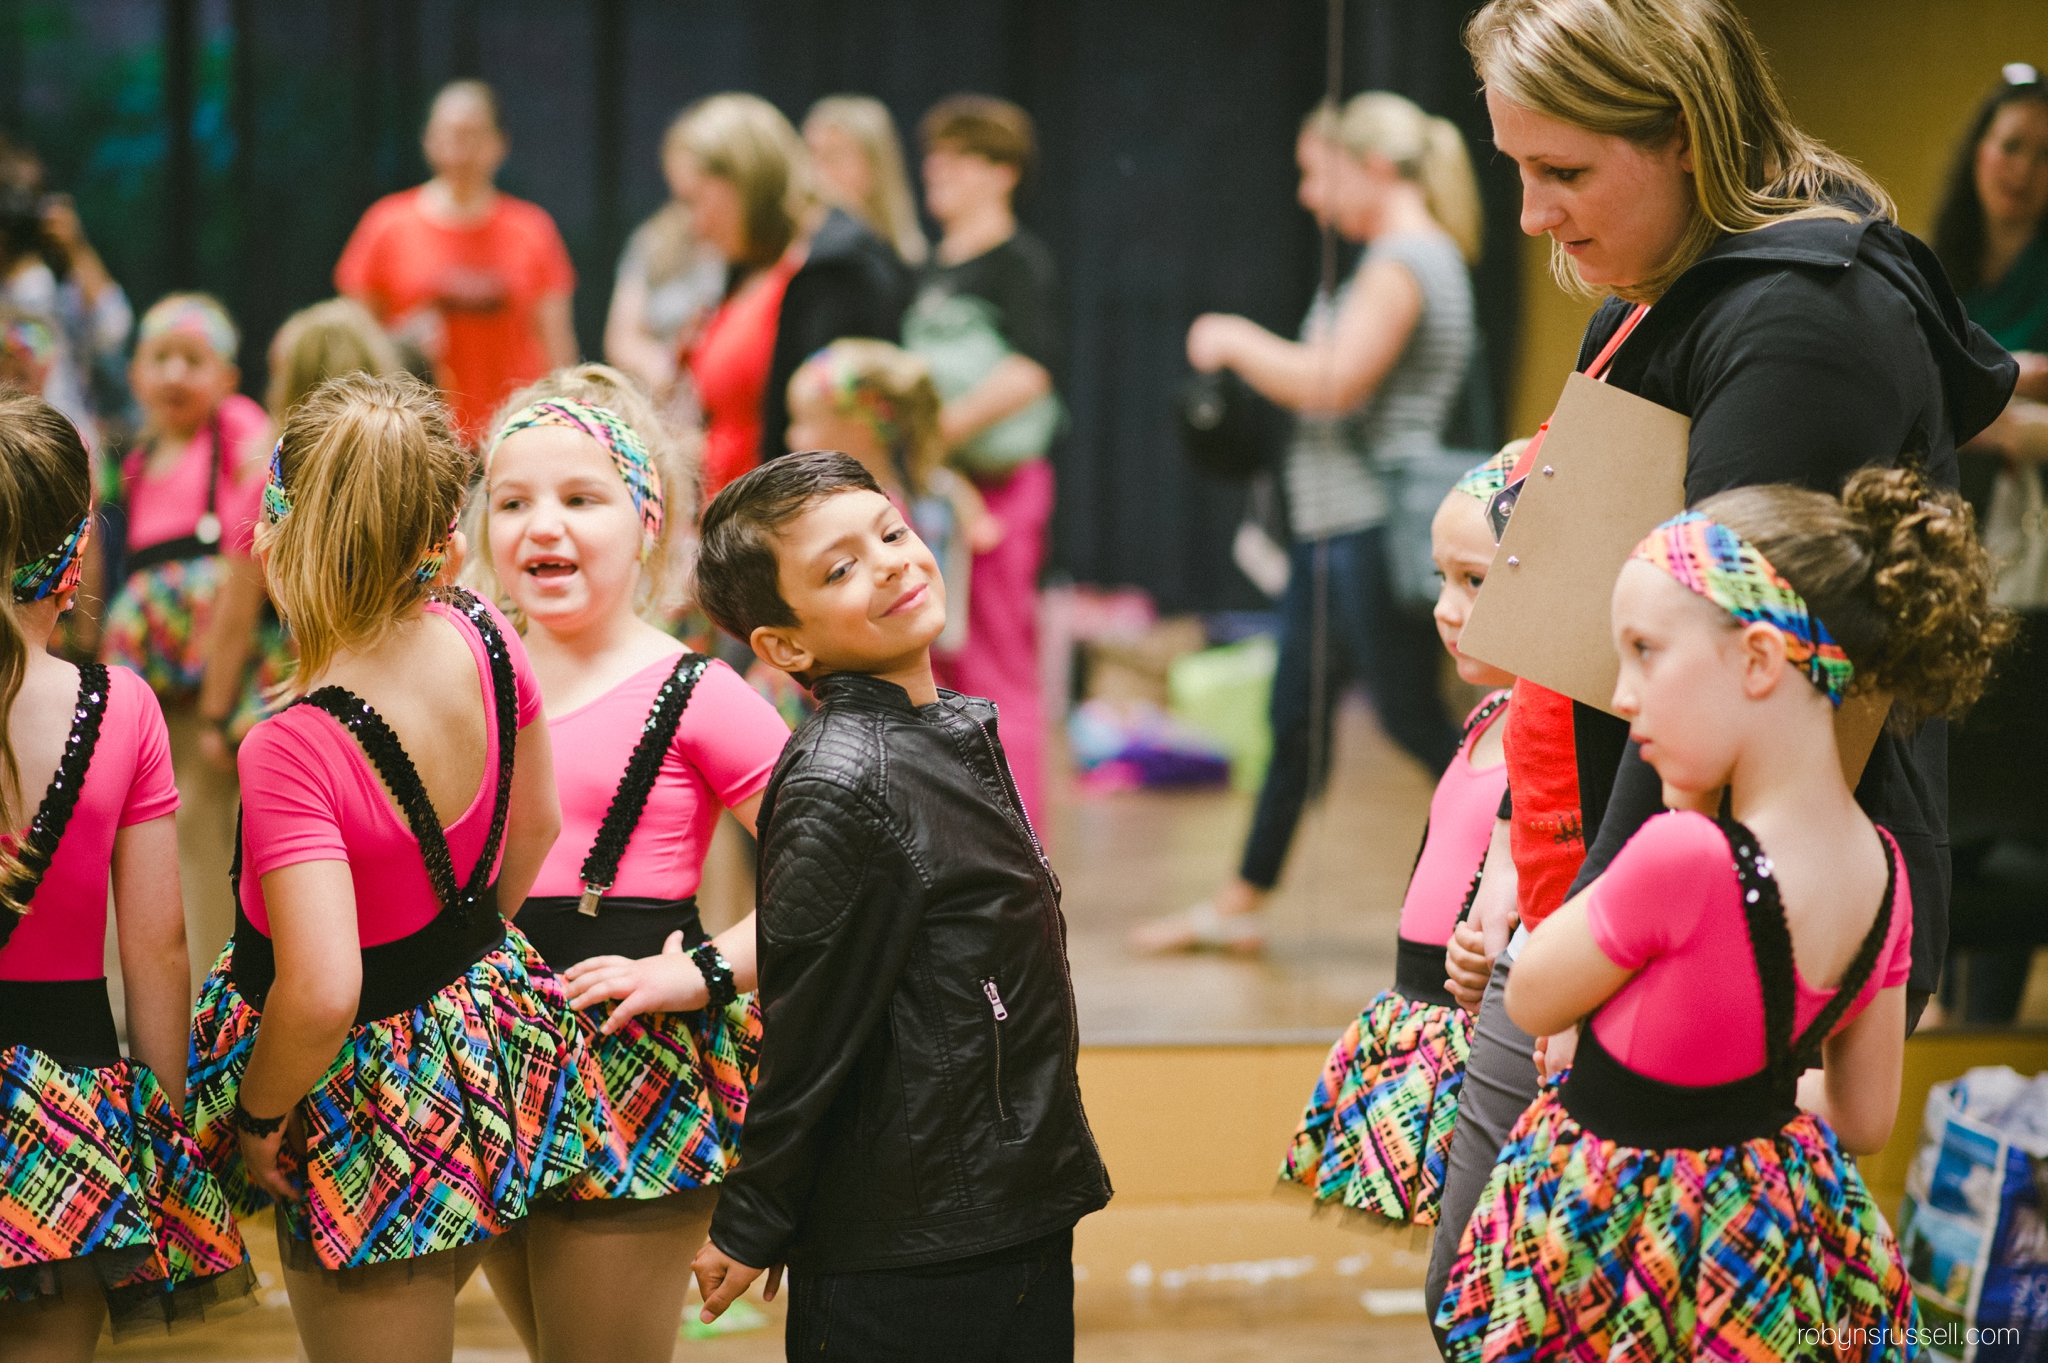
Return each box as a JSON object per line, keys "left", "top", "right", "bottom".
{"left": 3, "top": 0, "right": 1518, "bottom": 615}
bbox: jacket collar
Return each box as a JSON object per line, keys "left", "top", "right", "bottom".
{"left": 811, "top": 671, "right": 920, "bottom": 713}
{"left": 1686, "top": 211, "right": 1873, "bottom": 273}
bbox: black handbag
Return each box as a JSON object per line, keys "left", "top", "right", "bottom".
{"left": 1178, "top": 369, "right": 1287, "bottom": 481}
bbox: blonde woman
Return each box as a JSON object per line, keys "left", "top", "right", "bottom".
{"left": 602, "top": 116, "right": 729, "bottom": 406}
{"left": 802, "top": 95, "right": 929, "bottom": 266}
{"left": 1138, "top": 91, "right": 1480, "bottom": 954}
{"left": 672, "top": 93, "right": 909, "bottom": 501}
{"left": 1425, "top": 0, "right": 2019, "bottom": 1341}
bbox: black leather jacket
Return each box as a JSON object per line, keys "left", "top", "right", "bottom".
{"left": 707, "top": 673, "right": 1111, "bottom": 1274}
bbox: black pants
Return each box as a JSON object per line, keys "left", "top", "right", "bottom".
{"left": 784, "top": 1230, "right": 1074, "bottom": 1362}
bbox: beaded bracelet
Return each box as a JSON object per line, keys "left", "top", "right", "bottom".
{"left": 691, "top": 941, "right": 738, "bottom": 1010}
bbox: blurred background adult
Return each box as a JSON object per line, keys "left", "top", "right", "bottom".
{"left": 1133, "top": 92, "right": 1476, "bottom": 953}
{"left": 672, "top": 93, "right": 908, "bottom": 503}
{"left": 0, "top": 132, "right": 132, "bottom": 451}
{"left": 804, "top": 95, "right": 931, "bottom": 267}
{"left": 1934, "top": 62, "right": 2048, "bottom": 1023}
{"left": 602, "top": 109, "right": 729, "bottom": 422}
{"left": 904, "top": 94, "right": 1065, "bottom": 825}
{"left": 335, "top": 79, "right": 576, "bottom": 443}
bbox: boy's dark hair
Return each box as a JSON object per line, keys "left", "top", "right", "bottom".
{"left": 697, "top": 449, "right": 882, "bottom": 642}
{"left": 919, "top": 94, "right": 1036, "bottom": 177}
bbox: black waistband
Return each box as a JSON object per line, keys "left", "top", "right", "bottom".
{"left": 516, "top": 895, "right": 707, "bottom": 973}
{"left": 123, "top": 534, "right": 214, "bottom": 578}
{"left": 229, "top": 889, "right": 507, "bottom": 1026}
{"left": 0, "top": 977, "right": 122, "bottom": 1067}
{"left": 1393, "top": 935, "right": 1456, "bottom": 1010}
{"left": 1560, "top": 1024, "right": 1799, "bottom": 1151}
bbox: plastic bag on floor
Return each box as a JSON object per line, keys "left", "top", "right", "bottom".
{"left": 1168, "top": 635, "right": 1275, "bottom": 794}
{"left": 1896, "top": 1067, "right": 2048, "bottom": 1360}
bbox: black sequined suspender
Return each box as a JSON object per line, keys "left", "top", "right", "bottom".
{"left": 288, "top": 589, "right": 519, "bottom": 929}
{"left": 0, "top": 664, "right": 111, "bottom": 953}
{"left": 574, "top": 653, "right": 712, "bottom": 917}
{"left": 1722, "top": 817, "right": 1899, "bottom": 1102}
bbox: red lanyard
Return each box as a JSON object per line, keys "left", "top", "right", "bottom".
{"left": 1509, "top": 303, "right": 1650, "bottom": 483}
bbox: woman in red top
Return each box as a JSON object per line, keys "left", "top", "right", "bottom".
{"left": 335, "top": 81, "right": 577, "bottom": 444}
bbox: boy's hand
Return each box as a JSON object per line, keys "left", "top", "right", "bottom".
{"left": 561, "top": 931, "right": 706, "bottom": 1033}
{"left": 1446, "top": 921, "right": 1495, "bottom": 1014}
{"left": 691, "top": 1241, "right": 782, "bottom": 1323}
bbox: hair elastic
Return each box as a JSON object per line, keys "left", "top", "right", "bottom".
{"left": 12, "top": 513, "right": 91, "bottom": 603}
{"left": 264, "top": 439, "right": 454, "bottom": 586}
{"left": 1630, "top": 510, "right": 1854, "bottom": 707}
{"left": 487, "top": 398, "right": 664, "bottom": 559}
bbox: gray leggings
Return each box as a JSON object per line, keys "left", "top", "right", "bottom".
{"left": 1424, "top": 950, "right": 1539, "bottom": 1350}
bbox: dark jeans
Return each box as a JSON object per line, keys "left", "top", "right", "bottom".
{"left": 783, "top": 1230, "right": 1075, "bottom": 1362}
{"left": 1239, "top": 527, "right": 1460, "bottom": 889}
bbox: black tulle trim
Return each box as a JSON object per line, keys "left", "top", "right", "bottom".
{"left": 575, "top": 653, "right": 710, "bottom": 904}
{"left": 1721, "top": 817, "right": 1896, "bottom": 1102}
{"left": 0, "top": 663, "right": 109, "bottom": 953}
{"left": 0, "top": 1256, "right": 257, "bottom": 1341}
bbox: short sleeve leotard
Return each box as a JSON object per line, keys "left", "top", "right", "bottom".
{"left": 526, "top": 655, "right": 790, "bottom": 902}
{"left": 1583, "top": 811, "right": 1913, "bottom": 1086}
{"left": 1396, "top": 691, "right": 1509, "bottom": 950}
{"left": 234, "top": 597, "right": 542, "bottom": 946}
{"left": 0, "top": 666, "right": 179, "bottom": 981}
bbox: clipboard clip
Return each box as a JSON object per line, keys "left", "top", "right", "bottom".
{"left": 1488, "top": 477, "right": 1523, "bottom": 544}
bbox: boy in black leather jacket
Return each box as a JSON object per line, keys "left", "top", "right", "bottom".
{"left": 689, "top": 451, "right": 1111, "bottom": 1360}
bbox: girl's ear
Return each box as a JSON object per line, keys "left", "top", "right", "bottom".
{"left": 437, "top": 530, "right": 468, "bottom": 587}
{"left": 1736, "top": 620, "right": 1790, "bottom": 701}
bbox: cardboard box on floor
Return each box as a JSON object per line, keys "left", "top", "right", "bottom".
{"left": 1458, "top": 372, "right": 1888, "bottom": 785}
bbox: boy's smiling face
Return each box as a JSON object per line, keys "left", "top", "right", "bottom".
{"left": 750, "top": 487, "right": 947, "bottom": 686}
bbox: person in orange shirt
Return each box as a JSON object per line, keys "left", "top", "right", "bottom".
{"left": 335, "top": 80, "right": 577, "bottom": 443}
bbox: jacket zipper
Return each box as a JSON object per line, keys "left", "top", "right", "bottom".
{"left": 981, "top": 976, "right": 1012, "bottom": 1132}
{"left": 971, "top": 714, "right": 1110, "bottom": 1193}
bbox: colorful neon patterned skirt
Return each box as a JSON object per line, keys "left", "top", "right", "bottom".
{"left": 1279, "top": 986, "right": 1473, "bottom": 1229}
{"left": 0, "top": 1046, "right": 253, "bottom": 1335}
{"left": 558, "top": 993, "right": 761, "bottom": 1202}
{"left": 186, "top": 927, "right": 624, "bottom": 1272}
{"left": 1434, "top": 1082, "right": 1918, "bottom": 1362}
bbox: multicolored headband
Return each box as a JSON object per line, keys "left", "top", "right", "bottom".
{"left": 265, "top": 439, "right": 454, "bottom": 587}
{"left": 796, "top": 349, "right": 910, "bottom": 463}
{"left": 138, "top": 296, "right": 238, "bottom": 363}
{"left": 1454, "top": 446, "right": 1521, "bottom": 503}
{"left": 487, "top": 398, "right": 664, "bottom": 558}
{"left": 12, "top": 513, "right": 91, "bottom": 603}
{"left": 1630, "top": 511, "right": 1855, "bottom": 707}
{"left": 0, "top": 314, "right": 57, "bottom": 382}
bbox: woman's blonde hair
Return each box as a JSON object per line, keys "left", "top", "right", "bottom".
{"left": 0, "top": 394, "right": 91, "bottom": 909}
{"left": 669, "top": 94, "right": 812, "bottom": 271}
{"left": 466, "top": 363, "right": 698, "bottom": 625}
{"left": 1304, "top": 92, "right": 1484, "bottom": 264}
{"left": 803, "top": 96, "right": 928, "bottom": 266}
{"left": 1465, "top": 0, "right": 1894, "bottom": 301}
{"left": 259, "top": 372, "right": 471, "bottom": 695}
{"left": 264, "top": 298, "right": 401, "bottom": 421}
{"left": 789, "top": 339, "right": 945, "bottom": 497}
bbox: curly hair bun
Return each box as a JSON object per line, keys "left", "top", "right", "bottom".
{"left": 1695, "top": 464, "right": 2015, "bottom": 728}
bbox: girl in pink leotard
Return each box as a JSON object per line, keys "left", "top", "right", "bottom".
{"left": 1437, "top": 467, "right": 2014, "bottom": 1361}
{"left": 1279, "top": 446, "right": 1519, "bottom": 1231}
{"left": 185, "top": 373, "right": 614, "bottom": 1363}
{"left": 469, "top": 365, "right": 791, "bottom": 1361}
{"left": 0, "top": 395, "right": 250, "bottom": 1356}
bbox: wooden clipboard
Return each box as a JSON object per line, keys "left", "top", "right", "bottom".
{"left": 1460, "top": 371, "right": 1891, "bottom": 786}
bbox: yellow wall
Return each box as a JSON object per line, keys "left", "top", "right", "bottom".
{"left": 1508, "top": 0, "right": 2048, "bottom": 438}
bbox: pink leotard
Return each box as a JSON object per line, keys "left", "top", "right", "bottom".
{"left": 235, "top": 598, "right": 542, "bottom": 946}
{"left": 527, "top": 656, "right": 789, "bottom": 900}
{"left": 1584, "top": 811, "right": 1912, "bottom": 1086}
{"left": 121, "top": 392, "right": 268, "bottom": 557}
{"left": 1395, "top": 692, "right": 1509, "bottom": 948}
{"left": 0, "top": 667, "right": 179, "bottom": 980}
